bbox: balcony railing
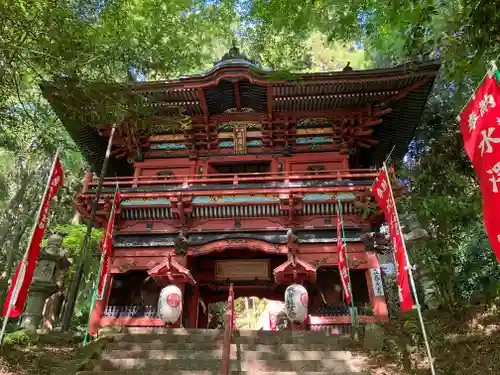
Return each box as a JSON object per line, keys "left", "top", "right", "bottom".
{"left": 82, "top": 169, "right": 378, "bottom": 193}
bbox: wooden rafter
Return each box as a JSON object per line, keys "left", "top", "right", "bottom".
{"left": 381, "top": 78, "right": 430, "bottom": 105}
{"left": 196, "top": 87, "right": 209, "bottom": 124}
{"left": 267, "top": 85, "right": 273, "bottom": 121}
{"left": 233, "top": 82, "right": 241, "bottom": 110}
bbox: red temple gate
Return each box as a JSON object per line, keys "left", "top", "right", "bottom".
{"left": 42, "top": 48, "right": 439, "bottom": 335}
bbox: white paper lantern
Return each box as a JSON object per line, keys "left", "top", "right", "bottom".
{"left": 158, "top": 285, "right": 183, "bottom": 324}
{"left": 284, "top": 284, "right": 308, "bottom": 323}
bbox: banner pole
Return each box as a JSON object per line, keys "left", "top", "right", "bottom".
{"left": 0, "top": 256, "right": 26, "bottom": 346}
{"left": 83, "top": 185, "right": 118, "bottom": 344}
{"left": 0, "top": 300, "right": 14, "bottom": 346}
{"left": 83, "top": 250, "right": 105, "bottom": 345}
{"left": 61, "top": 125, "right": 117, "bottom": 331}
{"left": 383, "top": 163, "right": 436, "bottom": 375}
{"left": 337, "top": 198, "right": 356, "bottom": 326}
{"left": 0, "top": 150, "right": 60, "bottom": 346}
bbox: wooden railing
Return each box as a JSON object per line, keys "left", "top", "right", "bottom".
{"left": 82, "top": 169, "right": 378, "bottom": 192}
{"left": 220, "top": 283, "right": 235, "bottom": 375}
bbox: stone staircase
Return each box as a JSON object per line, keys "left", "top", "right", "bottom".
{"left": 77, "top": 328, "right": 371, "bottom": 375}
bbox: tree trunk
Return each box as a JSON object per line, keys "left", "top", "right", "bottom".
{"left": 71, "top": 212, "right": 81, "bottom": 225}
{"left": 2, "top": 222, "right": 29, "bottom": 278}
{"left": 0, "top": 169, "right": 31, "bottom": 249}
{"left": 0, "top": 221, "right": 29, "bottom": 307}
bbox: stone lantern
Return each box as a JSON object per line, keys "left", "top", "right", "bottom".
{"left": 20, "top": 234, "right": 71, "bottom": 330}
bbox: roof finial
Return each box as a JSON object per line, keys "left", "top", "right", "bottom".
{"left": 342, "top": 61, "right": 353, "bottom": 72}
{"left": 220, "top": 38, "right": 249, "bottom": 62}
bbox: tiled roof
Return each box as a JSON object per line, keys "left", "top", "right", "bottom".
{"left": 41, "top": 60, "right": 439, "bottom": 173}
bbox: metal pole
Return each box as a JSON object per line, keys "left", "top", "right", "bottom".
{"left": 384, "top": 163, "right": 436, "bottom": 375}
{"left": 61, "top": 126, "right": 117, "bottom": 331}
{"left": 0, "top": 300, "right": 14, "bottom": 346}
{"left": 83, "top": 251, "right": 105, "bottom": 345}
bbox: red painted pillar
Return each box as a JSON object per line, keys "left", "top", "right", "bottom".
{"left": 89, "top": 275, "right": 113, "bottom": 336}
{"left": 132, "top": 165, "right": 141, "bottom": 188}
{"left": 82, "top": 170, "right": 93, "bottom": 193}
{"left": 187, "top": 284, "right": 199, "bottom": 328}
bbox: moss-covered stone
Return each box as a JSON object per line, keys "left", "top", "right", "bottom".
{"left": 53, "top": 337, "right": 111, "bottom": 375}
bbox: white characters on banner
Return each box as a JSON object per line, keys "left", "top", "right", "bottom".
{"left": 469, "top": 112, "right": 478, "bottom": 132}
{"left": 284, "top": 284, "right": 308, "bottom": 323}
{"left": 487, "top": 161, "right": 500, "bottom": 192}
{"left": 158, "top": 285, "right": 182, "bottom": 324}
{"left": 468, "top": 94, "right": 496, "bottom": 133}
{"left": 376, "top": 178, "right": 388, "bottom": 199}
{"left": 479, "top": 127, "right": 500, "bottom": 156}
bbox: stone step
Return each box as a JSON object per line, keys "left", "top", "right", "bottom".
{"left": 103, "top": 348, "right": 354, "bottom": 361}
{"left": 78, "top": 372, "right": 369, "bottom": 375}
{"left": 231, "top": 334, "right": 350, "bottom": 345}
{"left": 106, "top": 327, "right": 349, "bottom": 342}
{"left": 79, "top": 371, "right": 246, "bottom": 375}
{"left": 109, "top": 330, "right": 224, "bottom": 343}
{"left": 106, "top": 341, "right": 351, "bottom": 352}
{"left": 107, "top": 333, "right": 350, "bottom": 345}
{"left": 100, "top": 327, "right": 204, "bottom": 335}
{"left": 92, "top": 358, "right": 364, "bottom": 372}
{"left": 101, "top": 327, "right": 345, "bottom": 338}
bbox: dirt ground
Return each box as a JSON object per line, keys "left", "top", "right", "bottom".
{"left": 0, "top": 343, "right": 77, "bottom": 375}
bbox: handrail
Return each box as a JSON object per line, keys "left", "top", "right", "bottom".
{"left": 82, "top": 169, "right": 378, "bottom": 192}
{"left": 88, "top": 168, "right": 376, "bottom": 180}
{"left": 220, "top": 283, "right": 235, "bottom": 375}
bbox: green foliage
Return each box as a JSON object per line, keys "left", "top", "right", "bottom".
{"left": 234, "top": 297, "right": 268, "bottom": 328}
{"left": 54, "top": 224, "right": 103, "bottom": 330}
{"left": 2, "top": 329, "right": 36, "bottom": 347}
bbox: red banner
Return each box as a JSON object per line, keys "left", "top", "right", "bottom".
{"left": 96, "top": 187, "right": 120, "bottom": 298}
{"left": 372, "top": 169, "right": 414, "bottom": 312}
{"left": 2, "top": 154, "right": 63, "bottom": 318}
{"left": 337, "top": 207, "right": 352, "bottom": 305}
{"left": 459, "top": 72, "right": 500, "bottom": 262}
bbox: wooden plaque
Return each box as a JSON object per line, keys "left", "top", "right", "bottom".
{"left": 233, "top": 124, "right": 247, "bottom": 155}
{"left": 215, "top": 260, "right": 270, "bottom": 280}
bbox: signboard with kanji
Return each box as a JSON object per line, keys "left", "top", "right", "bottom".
{"left": 233, "top": 124, "right": 247, "bottom": 155}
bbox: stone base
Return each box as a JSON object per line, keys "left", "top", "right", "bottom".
{"left": 363, "top": 323, "right": 385, "bottom": 350}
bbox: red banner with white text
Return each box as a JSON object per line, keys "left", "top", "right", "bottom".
{"left": 2, "top": 154, "right": 63, "bottom": 318}
{"left": 372, "top": 169, "right": 414, "bottom": 312}
{"left": 96, "top": 187, "right": 121, "bottom": 298}
{"left": 459, "top": 72, "right": 500, "bottom": 262}
{"left": 337, "top": 208, "right": 352, "bottom": 305}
